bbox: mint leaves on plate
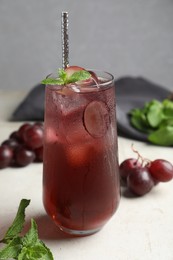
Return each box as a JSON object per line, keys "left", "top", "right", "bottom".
{"left": 42, "top": 68, "right": 91, "bottom": 85}
{"left": 130, "top": 99, "right": 173, "bottom": 146}
{"left": 0, "top": 199, "right": 54, "bottom": 260}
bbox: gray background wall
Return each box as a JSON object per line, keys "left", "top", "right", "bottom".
{"left": 0, "top": 0, "right": 173, "bottom": 91}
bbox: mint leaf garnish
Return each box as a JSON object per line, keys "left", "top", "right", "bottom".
{"left": 41, "top": 78, "right": 65, "bottom": 85}
{"left": 41, "top": 68, "right": 91, "bottom": 85}
{"left": 0, "top": 199, "right": 54, "bottom": 260}
{"left": 67, "top": 70, "right": 91, "bottom": 83}
{"left": 1, "top": 199, "right": 30, "bottom": 244}
{"left": 58, "top": 68, "right": 67, "bottom": 82}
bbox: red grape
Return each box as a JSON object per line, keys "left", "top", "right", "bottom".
{"left": 148, "top": 159, "right": 173, "bottom": 182}
{"left": 0, "top": 122, "right": 44, "bottom": 169}
{"left": 18, "top": 123, "right": 32, "bottom": 141}
{"left": 127, "top": 167, "right": 155, "bottom": 196}
{"left": 15, "top": 146, "right": 36, "bottom": 167}
{"left": 0, "top": 146, "right": 13, "bottom": 169}
{"left": 2, "top": 138, "right": 20, "bottom": 151}
{"left": 119, "top": 158, "right": 141, "bottom": 182}
{"left": 119, "top": 146, "right": 173, "bottom": 197}
{"left": 23, "top": 125, "right": 43, "bottom": 149}
{"left": 9, "top": 131, "right": 21, "bottom": 141}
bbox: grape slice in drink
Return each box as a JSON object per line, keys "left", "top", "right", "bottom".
{"left": 84, "top": 101, "right": 110, "bottom": 138}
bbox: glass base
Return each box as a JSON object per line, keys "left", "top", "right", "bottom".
{"left": 59, "top": 225, "right": 101, "bottom": 237}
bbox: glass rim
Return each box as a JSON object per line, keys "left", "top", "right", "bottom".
{"left": 46, "top": 69, "right": 114, "bottom": 91}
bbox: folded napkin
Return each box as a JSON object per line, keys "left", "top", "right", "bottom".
{"left": 12, "top": 83, "right": 45, "bottom": 121}
{"left": 11, "top": 77, "right": 171, "bottom": 142}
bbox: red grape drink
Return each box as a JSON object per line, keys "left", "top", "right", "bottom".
{"left": 43, "top": 70, "right": 120, "bottom": 236}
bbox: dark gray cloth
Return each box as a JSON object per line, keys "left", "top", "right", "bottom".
{"left": 11, "top": 84, "right": 45, "bottom": 121}
{"left": 11, "top": 77, "right": 171, "bottom": 142}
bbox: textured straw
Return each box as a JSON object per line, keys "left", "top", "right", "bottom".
{"left": 61, "top": 11, "right": 69, "bottom": 69}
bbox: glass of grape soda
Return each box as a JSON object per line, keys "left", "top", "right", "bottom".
{"left": 42, "top": 66, "right": 120, "bottom": 236}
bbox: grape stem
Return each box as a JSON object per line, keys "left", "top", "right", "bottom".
{"left": 131, "top": 143, "right": 151, "bottom": 167}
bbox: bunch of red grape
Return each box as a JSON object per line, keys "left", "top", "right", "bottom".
{"left": 0, "top": 122, "right": 44, "bottom": 169}
{"left": 119, "top": 147, "right": 173, "bottom": 196}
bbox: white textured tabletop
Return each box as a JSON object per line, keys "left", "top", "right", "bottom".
{"left": 0, "top": 90, "right": 173, "bottom": 260}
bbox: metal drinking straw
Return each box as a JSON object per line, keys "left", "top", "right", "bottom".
{"left": 61, "top": 11, "right": 69, "bottom": 69}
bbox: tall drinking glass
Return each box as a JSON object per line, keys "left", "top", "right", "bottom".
{"left": 43, "top": 70, "right": 120, "bottom": 236}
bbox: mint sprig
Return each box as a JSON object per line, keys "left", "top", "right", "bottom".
{"left": 1, "top": 199, "right": 30, "bottom": 244}
{"left": 0, "top": 199, "right": 54, "bottom": 260}
{"left": 130, "top": 98, "right": 173, "bottom": 146}
{"left": 41, "top": 68, "right": 91, "bottom": 85}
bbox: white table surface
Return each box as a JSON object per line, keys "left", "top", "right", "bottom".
{"left": 0, "top": 90, "right": 173, "bottom": 260}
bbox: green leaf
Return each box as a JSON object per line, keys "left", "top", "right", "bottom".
{"left": 17, "top": 247, "right": 27, "bottom": 260}
{"left": 146, "top": 100, "right": 163, "bottom": 127}
{"left": 22, "top": 219, "right": 54, "bottom": 260}
{"left": 18, "top": 245, "right": 48, "bottom": 260}
{"left": 159, "top": 118, "right": 173, "bottom": 128}
{"left": 1, "top": 199, "right": 30, "bottom": 243}
{"left": 0, "top": 237, "right": 22, "bottom": 259}
{"left": 29, "top": 245, "right": 48, "bottom": 258}
{"left": 58, "top": 68, "right": 67, "bottom": 81}
{"left": 41, "top": 69, "right": 91, "bottom": 86}
{"left": 67, "top": 70, "right": 91, "bottom": 83}
{"left": 162, "top": 99, "right": 173, "bottom": 117}
{"left": 0, "top": 199, "right": 54, "bottom": 260}
{"left": 38, "top": 241, "right": 54, "bottom": 260}
{"left": 130, "top": 109, "right": 152, "bottom": 133}
{"left": 22, "top": 219, "right": 38, "bottom": 247}
{"left": 129, "top": 98, "right": 173, "bottom": 146}
{"left": 148, "top": 125, "right": 173, "bottom": 146}
{"left": 41, "top": 78, "right": 65, "bottom": 85}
